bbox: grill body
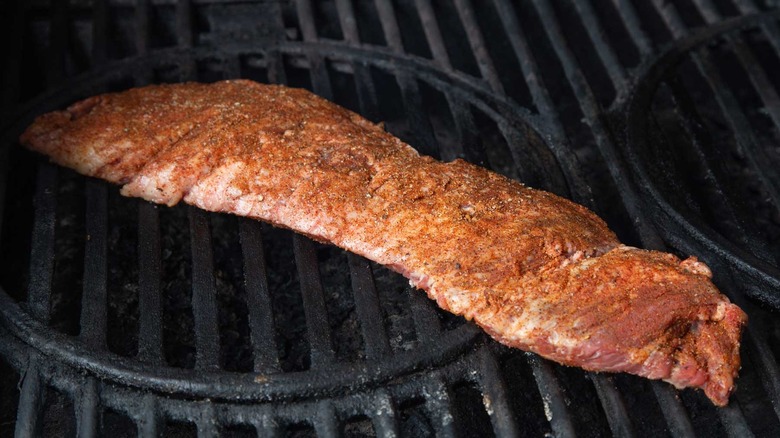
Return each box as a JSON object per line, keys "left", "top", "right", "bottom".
{"left": 1, "top": 1, "right": 779, "bottom": 437}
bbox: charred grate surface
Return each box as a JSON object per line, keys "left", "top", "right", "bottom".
{"left": 0, "top": 0, "right": 779, "bottom": 437}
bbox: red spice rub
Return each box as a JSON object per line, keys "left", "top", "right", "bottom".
{"left": 20, "top": 80, "right": 746, "bottom": 405}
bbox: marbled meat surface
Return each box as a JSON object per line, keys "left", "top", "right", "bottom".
{"left": 20, "top": 80, "right": 747, "bottom": 406}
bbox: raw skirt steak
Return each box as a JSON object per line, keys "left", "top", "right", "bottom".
{"left": 20, "top": 80, "right": 747, "bottom": 406}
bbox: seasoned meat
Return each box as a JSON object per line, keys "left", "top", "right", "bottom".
{"left": 20, "top": 80, "right": 747, "bottom": 406}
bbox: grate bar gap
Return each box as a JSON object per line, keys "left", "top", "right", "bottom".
{"left": 452, "top": 0, "right": 505, "bottom": 93}
{"left": 527, "top": 354, "right": 576, "bottom": 438}
{"left": 493, "top": 0, "right": 590, "bottom": 195}
{"left": 532, "top": 0, "right": 663, "bottom": 247}
{"left": 371, "top": 390, "right": 399, "bottom": 437}
{"left": 188, "top": 207, "right": 221, "bottom": 371}
{"left": 79, "top": 180, "right": 108, "bottom": 350}
{"left": 238, "top": 219, "right": 281, "bottom": 373}
{"left": 76, "top": 378, "right": 99, "bottom": 438}
{"left": 412, "top": 0, "right": 450, "bottom": 65}
{"left": 295, "top": 0, "right": 318, "bottom": 42}
{"left": 572, "top": 0, "right": 628, "bottom": 94}
{"left": 717, "top": 400, "right": 754, "bottom": 437}
{"left": 314, "top": 401, "right": 339, "bottom": 438}
{"left": 137, "top": 394, "right": 158, "bottom": 438}
{"left": 650, "top": 382, "right": 696, "bottom": 437}
{"left": 347, "top": 254, "right": 391, "bottom": 360}
{"left": 477, "top": 348, "right": 519, "bottom": 437}
{"left": 692, "top": 50, "right": 780, "bottom": 217}
{"left": 663, "top": 77, "right": 768, "bottom": 257}
{"left": 374, "top": 0, "right": 404, "bottom": 53}
{"left": 334, "top": 0, "right": 359, "bottom": 45}
{"left": 91, "top": 0, "right": 109, "bottom": 66}
{"left": 15, "top": 359, "right": 44, "bottom": 438}
{"left": 589, "top": 374, "right": 636, "bottom": 437}
{"left": 292, "top": 234, "right": 335, "bottom": 367}
{"left": 407, "top": 288, "right": 441, "bottom": 346}
{"left": 134, "top": 0, "right": 150, "bottom": 56}
{"left": 137, "top": 202, "right": 164, "bottom": 364}
{"left": 28, "top": 162, "right": 58, "bottom": 324}
{"left": 608, "top": 0, "right": 654, "bottom": 56}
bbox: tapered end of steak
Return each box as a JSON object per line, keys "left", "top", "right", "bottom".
{"left": 669, "top": 302, "right": 745, "bottom": 406}
{"left": 472, "top": 246, "right": 746, "bottom": 407}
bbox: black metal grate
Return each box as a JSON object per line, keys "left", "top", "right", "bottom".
{"left": 1, "top": 1, "right": 779, "bottom": 437}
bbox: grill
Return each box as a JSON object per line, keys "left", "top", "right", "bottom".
{"left": 1, "top": 0, "right": 779, "bottom": 436}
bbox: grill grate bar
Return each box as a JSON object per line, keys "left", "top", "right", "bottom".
{"left": 663, "top": 77, "right": 761, "bottom": 252}
{"left": 238, "top": 219, "right": 281, "bottom": 373}
{"left": 373, "top": 0, "right": 404, "bottom": 53}
{"left": 292, "top": 234, "right": 335, "bottom": 367}
{"left": 375, "top": 0, "right": 440, "bottom": 159}
{"left": 92, "top": 0, "right": 108, "bottom": 66}
{"left": 477, "top": 348, "right": 519, "bottom": 437}
{"left": 395, "top": 74, "right": 440, "bottom": 158}
{"left": 717, "top": 402, "right": 754, "bottom": 437}
{"left": 266, "top": 49, "right": 288, "bottom": 85}
{"left": 407, "top": 287, "right": 441, "bottom": 346}
{"left": 589, "top": 374, "right": 636, "bottom": 437}
{"left": 313, "top": 401, "right": 339, "bottom": 438}
{"left": 608, "top": 0, "right": 654, "bottom": 56}
{"left": 650, "top": 382, "right": 696, "bottom": 437}
{"left": 348, "top": 254, "right": 391, "bottom": 360}
{"left": 251, "top": 408, "right": 280, "bottom": 437}
{"left": 526, "top": 353, "right": 575, "bottom": 438}
{"left": 138, "top": 394, "right": 159, "bottom": 438}
{"left": 693, "top": 47, "right": 780, "bottom": 217}
{"left": 729, "top": 37, "right": 780, "bottom": 134}
{"left": 330, "top": 10, "right": 396, "bottom": 362}
{"left": 370, "top": 390, "right": 399, "bottom": 437}
{"left": 188, "top": 207, "right": 221, "bottom": 371}
{"left": 690, "top": 0, "right": 720, "bottom": 23}
{"left": 334, "top": 0, "right": 359, "bottom": 45}
{"left": 688, "top": 2, "right": 780, "bottom": 212}
{"left": 492, "top": 0, "right": 588, "bottom": 196}
{"left": 76, "top": 378, "right": 99, "bottom": 438}
{"left": 290, "top": 7, "right": 340, "bottom": 368}
{"left": 745, "top": 329, "right": 780, "bottom": 419}
{"left": 423, "top": 375, "right": 457, "bottom": 437}
{"left": 0, "top": 1, "right": 26, "bottom": 110}
{"left": 571, "top": 0, "right": 628, "bottom": 94}
{"left": 352, "top": 63, "right": 381, "bottom": 122}
{"left": 28, "top": 163, "right": 58, "bottom": 324}
{"left": 296, "top": 0, "right": 335, "bottom": 100}
{"left": 650, "top": 0, "right": 688, "bottom": 40}
{"left": 134, "top": 0, "right": 150, "bottom": 55}
{"left": 176, "top": 0, "right": 193, "bottom": 48}
{"left": 437, "top": 96, "right": 469, "bottom": 162}
{"left": 452, "top": 0, "right": 504, "bottom": 94}
{"left": 15, "top": 358, "right": 43, "bottom": 438}
{"left": 47, "top": 0, "right": 68, "bottom": 86}
{"left": 79, "top": 180, "right": 108, "bottom": 350}
{"left": 333, "top": 0, "right": 382, "bottom": 122}
{"left": 491, "top": 0, "right": 553, "bottom": 118}
{"left": 295, "top": 0, "right": 318, "bottom": 42}
{"left": 716, "top": 268, "right": 780, "bottom": 419}
{"left": 137, "top": 202, "right": 164, "bottom": 364}
{"left": 412, "top": 0, "right": 451, "bottom": 65}
{"left": 196, "top": 403, "right": 217, "bottom": 437}
{"left": 532, "top": 0, "right": 663, "bottom": 244}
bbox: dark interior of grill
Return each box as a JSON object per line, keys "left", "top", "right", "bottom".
{"left": 1, "top": 1, "right": 780, "bottom": 437}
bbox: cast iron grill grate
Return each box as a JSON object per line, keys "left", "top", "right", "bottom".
{"left": 0, "top": 0, "right": 779, "bottom": 437}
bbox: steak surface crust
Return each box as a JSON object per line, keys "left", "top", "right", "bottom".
{"left": 20, "top": 80, "right": 747, "bottom": 406}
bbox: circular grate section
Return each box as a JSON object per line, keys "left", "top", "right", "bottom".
{"left": 0, "top": 43, "right": 559, "bottom": 403}
{"left": 625, "top": 13, "right": 780, "bottom": 309}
